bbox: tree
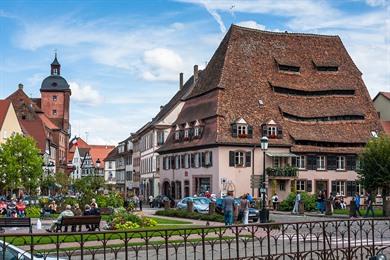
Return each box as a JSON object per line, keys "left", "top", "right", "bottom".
{"left": 55, "top": 170, "right": 70, "bottom": 194}
{"left": 358, "top": 134, "right": 390, "bottom": 215}
{"left": 0, "top": 134, "right": 43, "bottom": 195}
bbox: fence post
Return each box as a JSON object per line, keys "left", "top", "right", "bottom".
{"left": 165, "top": 229, "right": 169, "bottom": 260}
{"left": 347, "top": 220, "right": 351, "bottom": 260}
{"left": 125, "top": 232, "right": 128, "bottom": 260}
{"left": 296, "top": 223, "right": 300, "bottom": 260}
{"left": 371, "top": 218, "right": 375, "bottom": 257}
{"left": 235, "top": 225, "right": 240, "bottom": 259}
{"left": 202, "top": 228, "right": 206, "bottom": 260}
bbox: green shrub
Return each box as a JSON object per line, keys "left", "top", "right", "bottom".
{"left": 63, "top": 197, "right": 78, "bottom": 207}
{"left": 279, "top": 192, "right": 316, "bottom": 212}
{"left": 39, "top": 197, "right": 49, "bottom": 207}
{"left": 107, "top": 192, "right": 124, "bottom": 208}
{"left": 26, "top": 206, "right": 41, "bottom": 218}
{"left": 96, "top": 195, "right": 108, "bottom": 208}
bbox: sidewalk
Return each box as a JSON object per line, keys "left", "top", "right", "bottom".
{"left": 271, "top": 210, "right": 349, "bottom": 219}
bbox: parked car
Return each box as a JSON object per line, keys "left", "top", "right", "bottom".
{"left": 177, "top": 197, "right": 211, "bottom": 214}
{"left": 215, "top": 198, "right": 259, "bottom": 222}
{"left": 0, "top": 240, "right": 63, "bottom": 260}
{"left": 152, "top": 195, "right": 175, "bottom": 208}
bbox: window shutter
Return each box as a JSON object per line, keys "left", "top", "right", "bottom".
{"left": 163, "top": 157, "right": 166, "bottom": 170}
{"left": 331, "top": 181, "right": 337, "bottom": 196}
{"left": 179, "top": 130, "right": 184, "bottom": 141}
{"left": 306, "top": 180, "right": 312, "bottom": 192}
{"left": 277, "top": 125, "right": 283, "bottom": 138}
{"left": 245, "top": 152, "right": 251, "bottom": 167}
{"left": 170, "top": 156, "right": 175, "bottom": 169}
{"left": 199, "top": 127, "right": 203, "bottom": 137}
{"left": 307, "top": 155, "right": 316, "bottom": 170}
{"left": 231, "top": 124, "right": 237, "bottom": 137}
{"left": 247, "top": 125, "right": 253, "bottom": 138}
{"left": 351, "top": 181, "right": 357, "bottom": 194}
{"left": 327, "top": 155, "right": 337, "bottom": 170}
{"left": 208, "top": 151, "right": 213, "bottom": 167}
{"left": 189, "top": 128, "right": 194, "bottom": 139}
{"left": 181, "top": 155, "right": 184, "bottom": 168}
{"left": 229, "top": 151, "right": 235, "bottom": 167}
{"left": 261, "top": 124, "right": 268, "bottom": 137}
{"left": 190, "top": 154, "right": 195, "bottom": 168}
{"left": 346, "top": 155, "right": 356, "bottom": 171}
{"left": 201, "top": 152, "right": 205, "bottom": 167}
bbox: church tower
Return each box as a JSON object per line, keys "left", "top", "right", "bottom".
{"left": 40, "top": 54, "right": 71, "bottom": 133}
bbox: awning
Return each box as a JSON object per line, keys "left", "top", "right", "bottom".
{"left": 266, "top": 152, "right": 298, "bottom": 157}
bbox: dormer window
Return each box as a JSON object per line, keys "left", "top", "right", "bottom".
{"left": 231, "top": 118, "right": 253, "bottom": 138}
{"left": 184, "top": 122, "right": 190, "bottom": 140}
{"left": 278, "top": 64, "right": 300, "bottom": 72}
{"left": 316, "top": 66, "right": 338, "bottom": 72}
{"left": 261, "top": 120, "right": 282, "bottom": 139}
{"left": 193, "top": 120, "right": 203, "bottom": 138}
{"left": 174, "top": 125, "right": 181, "bottom": 141}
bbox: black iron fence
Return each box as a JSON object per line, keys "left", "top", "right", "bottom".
{"left": 1, "top": 218, "right": 390, "bottom": 259}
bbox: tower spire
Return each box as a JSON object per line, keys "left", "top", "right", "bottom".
{"left": 51, "top": 51, "right": 61, "bottom": 75}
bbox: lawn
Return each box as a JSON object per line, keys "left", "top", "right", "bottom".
{"left": 151, "top": 217, "right": 192, "bottom": 225}
{"left": 333, "top": 208, "right": 383, "bottom": 217}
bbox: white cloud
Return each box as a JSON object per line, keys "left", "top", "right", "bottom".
{"left": 236, "top": 20, "right": 266, "bottom": 30}
{"left": 69, "top": 81, "right": 103, "bottom": 105}
{"left": 365, "top": 0, "right": 389, "bottom": 7}
{"left": 142, "top": 48, "right": 183, "bottom": 81}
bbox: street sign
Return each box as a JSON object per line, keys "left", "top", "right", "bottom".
{"left": 260, "top": 188, "right": 266, "bottom": 193}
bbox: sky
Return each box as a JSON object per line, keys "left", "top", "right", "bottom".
{"left": 0, "top": 0, "right": 389, "bottom": 145}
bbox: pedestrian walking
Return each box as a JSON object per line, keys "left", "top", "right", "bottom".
{"left": 354, "top": 192, "right": 361, "bottom": 216}
{"left": 149, "top": 195, "right": 154, "bottom": 208}
{"left": 349, "top": 197, "right": 357, "bottom": 218}
{"left": 222, "top": 190, "right": 234, "bottom": 225}
{"left": 139, "top": 194, "right": 144, "bottom": 211}
{"left": 292, "top": 192, "right": 301, "bottom": 214}
{"left": 240, "top": 194, "right": 249, "bottom": 225}
{"left": 365, "top": 191, "right": 375, "bottom": 218}
{"left": 271, "top": 193, "right": 279, "bottom": 210}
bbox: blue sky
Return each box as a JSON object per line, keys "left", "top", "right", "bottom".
{"left": 0, "top": 0, "right": 389, "bottom": 145}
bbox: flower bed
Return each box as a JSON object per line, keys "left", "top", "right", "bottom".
{"left": 106, "top": 208, "right": 157, "bottom": 230}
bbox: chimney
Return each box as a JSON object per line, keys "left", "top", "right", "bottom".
{"left": 160, "top": 105, "right": 164, "bottom": 110}
{"left": 193, "top": 65, "right": 199, "bottom": 83}
{"left": 179, "top": 73, "right": 184, "bottom": 90}
{"left": 18, "top": 83, "right": 23, "bottom": 90}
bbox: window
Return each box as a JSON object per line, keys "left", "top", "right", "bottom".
{"left": 184, "top": 154, "right": 190, "bottom": 168}
{"left": 194, "top": 127, "right": 200, "bottom": 137}
{"left": 296, "top": 180, "right": 306, "bottom": 191}
{"left": 296, "top": 156, "right": 305, "bottom": 170}
{"left": 175, "top": 156, "right": 180, "bottom": 169}
{"left": 194, "top": 153, "right": 200, "bottom": 168}
{"left": 174, "top": 131, "right": 180, "bottom": 141}
{"left": 108, "top": 161, "right": 112, "bottom": 169}
{"left": 164, "top": 157, "right": 170, "bottom": 170}
{"left": 316, "top": 66, "right": 338, "bottom": 72}
{"left": 184, "top": 129, "right": 189, "bottom": 139}
{"left": 336, "top": 181, "right": 346, "bottom": 196}
{"left": 317, "top": 156, "right": 326, "bottom": 170}
{"left": 157, "top": 131, "right": 165, "bottom": 145}
{"left": 52, "top": 109, "right": 57, "bottom": 115}
{"left": 273, "top": 157, "right": 281, "bottom": 168}
{"left": 278, "top": 64, "right": 300, "bottom": 72}
{"left": 52, "top": 95, "right": 57, "bottom": 101}
{"left": 237, "top": 124, "right": 247, "bottom": 135}
{"left": 337, "top": 156, "right": 345, "bottom": 170}
{"left": 205, "top": 151, "right": 212, "bottom": 166}
{"left": 235, "top": 152, "right": 244, "bottom": 166}
{"left": 279, "top": 180, "right": 286, "bottom": 191}
{"left": 267, "top": 126, "right": 277, "bottom": 137}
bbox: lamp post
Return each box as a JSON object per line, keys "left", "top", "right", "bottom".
{"left": 259, "top": 136, "right": 269, "bottom": 223}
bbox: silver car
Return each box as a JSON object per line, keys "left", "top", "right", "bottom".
{"left": 0, "top": 240, "right": 63, "bottom": 260}
{"left": 177, "top": 197, "right": 210, "bottom": 214}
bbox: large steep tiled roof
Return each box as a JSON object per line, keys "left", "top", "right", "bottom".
{"left": 89, "top": 145, "right": 115, "bottom": 168}
{"left": 20, "top": 119, "right": 48, "bottom": 153}
{"left": 158, "top": 25, "right": 382, "bottom": 154}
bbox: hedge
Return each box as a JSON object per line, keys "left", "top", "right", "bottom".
{"left": 278, "top": 192, "right": 317, "bottom": 212}
{"left": 155, "top": 209, "right": 224, "bottom": 222}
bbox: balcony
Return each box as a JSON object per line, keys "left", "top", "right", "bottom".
{"left": 266, "top": 166, "right": 298, "bottom": 177}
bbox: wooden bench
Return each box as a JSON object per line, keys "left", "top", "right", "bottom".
{"left": 0, "top": 217, "right": 32, "bottom": 233}
{"left": 56, "top": 216, "right": 101, "bottom": 232}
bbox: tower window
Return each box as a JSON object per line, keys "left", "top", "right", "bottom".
{"left": 52, "top": 95, "right": 57, "bottom": 101}
{"left": 52, "top": 109, "right": 57, "bottom": 116}
{"left": 53, "top": 68, "right": 58, "bottom": 75}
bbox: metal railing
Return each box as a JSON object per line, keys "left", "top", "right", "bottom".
{"left": 1, "top": 218, "right": 390, "bottom": 259}
{"left": 266, "top": 166, "right": 298, "bottom": 177}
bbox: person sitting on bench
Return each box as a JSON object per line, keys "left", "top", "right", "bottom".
{"left": 46, "top": 205, "right": 74, "bottom": 232}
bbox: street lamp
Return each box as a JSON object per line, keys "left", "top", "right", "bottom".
{"left": 260, "top": 136, "right": 269, "bottom": 223}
